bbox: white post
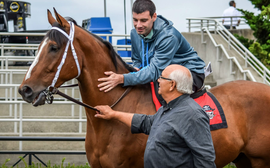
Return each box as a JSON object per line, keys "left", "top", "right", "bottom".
{"left": 264, "top": 69, "right": 266, "bottom": 84}
{"left": 79, "top": 96, "right": 82, "bottom": 134}
{"left": 14, "top": 105, "right": 17, "bottom": 133}
{"left": 19, "top": 103, "right": 23, "bottom": 151}
{"left": 230, "top": 59, "right": 235, "bottom": 74}
{"left": 188, "top": 19, "right": 191, "bottom": 32}
{"left": 71, "top": 79, "right": 75, "bottom": 117}
{"left": 14, "top": 86, "right": 18, "bottom": 133}
{"left": 243, "top": 72, "right": 247, "bottom": 80}
{"left": 214, "top": 21, "right": 217, "bottom": 34}
{"left": 228, "top": 35, "right": 231, "bottom": 50}
{"left": 1, "top": 44, "right": 3, "bottom": 56}
{"left": 245, "top": 51, "right": 248, "bottom": 67}
{"left": 5, "top": 57, "right": 8, "bottom": 70}
{"left": 230, "top": 17, "right": 233, "bottom": 29}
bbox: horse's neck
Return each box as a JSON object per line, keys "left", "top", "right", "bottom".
{"left": 76, "top": 35, "right": 132, "bottom": 108}
{"left": 75, "top": 32, "right": 155, "bottom": 131}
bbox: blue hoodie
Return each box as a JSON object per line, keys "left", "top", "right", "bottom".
{"left": 123, "top": 15, "right": 205, "bottom": 86}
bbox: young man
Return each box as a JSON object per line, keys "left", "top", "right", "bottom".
{"left": 95, "top": 65, "right": 216, "bottom": 168}
{"left": 98, "top": 0, "right": 205, "bottom": 101}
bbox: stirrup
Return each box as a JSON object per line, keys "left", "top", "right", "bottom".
{"left": 197, "top": 83, "right": 205, "bottom": 92}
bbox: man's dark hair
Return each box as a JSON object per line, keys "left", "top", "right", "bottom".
{"left": 229, "top": 1, "right": 235, "bottom": 6}
{"left": 132, "top": 0, "right": 156, "bottom": 17}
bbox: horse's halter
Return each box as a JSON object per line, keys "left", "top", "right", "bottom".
{"left": 43, "top": 21, "right": 82, "bottom": 105}
{"left": 43, "top": 21, "right": 132, "bottom": 112}
{"left": 50, "top": 21, "right": 81, "bottom": 87}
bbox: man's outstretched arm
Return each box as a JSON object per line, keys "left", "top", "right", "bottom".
{"left": 95, "top": 105, "right": 156, "bottom": 134}
{"left": 95, "top": 105, "right": 134, "bottom": 127}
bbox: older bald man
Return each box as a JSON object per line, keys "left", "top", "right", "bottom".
{"left": 95, "top": 64, "right": 216, "bottom": 168}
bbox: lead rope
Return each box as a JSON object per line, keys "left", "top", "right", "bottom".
{"left": 47, "top": 86, "right": 132, "bottom": 112}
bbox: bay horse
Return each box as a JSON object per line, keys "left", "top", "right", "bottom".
{"left": 18, "top": 9, "right": 270, "bottom": 168}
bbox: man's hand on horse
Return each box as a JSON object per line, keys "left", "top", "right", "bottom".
{"left": 98, "top": 71, "right": 124, "bottom": 92}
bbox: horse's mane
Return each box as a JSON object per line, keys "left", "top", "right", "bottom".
{"left": 44, "top": 18, "right": 136, "bottom": 73}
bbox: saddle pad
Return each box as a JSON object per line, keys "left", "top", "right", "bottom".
{"left": 193, "top": 90, "right": 228, "bottom": 131}
{"left": 150, "top": 82, "right": 162, "bottom": 111}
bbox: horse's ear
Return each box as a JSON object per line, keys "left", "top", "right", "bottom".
{"left": 53, "top": 8, "right": 69, "bottom": 28}
{"left": 47, "top": 9, "right": 56, "bottom": 26}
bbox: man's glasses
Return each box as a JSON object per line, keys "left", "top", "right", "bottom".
{"left": 159, "top": 76, "right": 173, "bottom": 81}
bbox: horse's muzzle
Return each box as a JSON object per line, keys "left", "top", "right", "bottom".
{"left": 18, "top": 85, "right": 46, "bottom": 106}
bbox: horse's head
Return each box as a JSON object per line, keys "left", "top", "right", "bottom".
{"left": 18, "top": 8, "right": 82, "bottom": 106}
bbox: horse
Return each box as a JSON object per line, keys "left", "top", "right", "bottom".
{"left": 18, "top": 9, "right": 270, "bottom": 168}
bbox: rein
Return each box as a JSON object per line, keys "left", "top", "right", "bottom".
{"left": 43, "top": 21, "right": 132, "bottom": 112}
{"left": 44, "top": 85, "right": 132, "bottom": 112}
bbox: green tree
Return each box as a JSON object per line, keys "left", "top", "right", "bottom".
{"left": 235, "top": 0, "right": 270, "bottom": 69}
{"left": 238, "top": 4, "right": 270, "bottom": 44}
{"left": 247, "top": 0, "right": 270, "bottom": 10}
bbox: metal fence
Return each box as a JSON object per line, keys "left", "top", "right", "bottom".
{"left": 187, "top": 16, "right": 248, "bottom": 32}
{"left": 0, "top": 31, "right": 131, "bottom": 67}
{"left": 0, "top": 136, "right": 86, "bottom": 167}
{"left": 186, "top": 17, "right": 270, "bottom": 85}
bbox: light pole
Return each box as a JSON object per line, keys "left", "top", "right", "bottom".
{"left": 130, "top": 0, "right": 133, "bottom": 28}
{"left": 104, "top": 0, "right": 107, "bottom": 17}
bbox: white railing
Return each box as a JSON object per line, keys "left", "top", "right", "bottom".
{"left": 0, "top": 83, "right": 86, "bottom": 138}
{"left": 0, "top": 101, "right": 87, "bottom": 132}
{"left": 202, "top": 28, "right": 255, "bottom": 82}
{"left": 187, "top": 17, "right": 270, "bottom": 85}
{"left": 0, "top": 32, "right": 132, "bottom": 68}
{"left": 0, "top": 100, "right": 86, "bottom": 151}
{"left": 187, "top": 16, "right": 248, "bottom": 32}
{"left": 0, "top": 56, "right": 132, "bottom": 88}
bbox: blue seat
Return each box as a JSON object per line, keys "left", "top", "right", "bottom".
{"left": 87, "top": 17, "right": 113, "bottom": 43}
{"left": 117, "top": 39, "right": 131, "bottom": 57}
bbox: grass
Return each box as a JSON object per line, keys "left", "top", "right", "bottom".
{"left": 223, "top": 164, "right": 237, "bottom": 168}
{"left": 1, "top": 157, "right": 237, "bottom": 168}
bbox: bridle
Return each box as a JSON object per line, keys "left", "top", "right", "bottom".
{"left": 43, "top": 21, "right": 131, "bottom": 112}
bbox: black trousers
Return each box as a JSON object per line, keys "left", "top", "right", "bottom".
{"left": 154, "top": 72, "right": 205, "bottom": 105}
{"left": 224, "top": 25, "right": 236, "bottom": 29}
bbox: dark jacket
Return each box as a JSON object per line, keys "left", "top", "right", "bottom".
{"left": 131, "top": 94, "right": 216, "bottom": 168}
{"left": 123, "top": 15, "right": 205, "bottom": 86}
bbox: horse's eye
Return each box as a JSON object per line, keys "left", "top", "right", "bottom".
{"left": 50, "top": 45, "right": 59, "bottom": 52}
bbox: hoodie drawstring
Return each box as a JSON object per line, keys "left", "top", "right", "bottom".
{"left": 141, "top": 39, "right": 149, "bottom": 67}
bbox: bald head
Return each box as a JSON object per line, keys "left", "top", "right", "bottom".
{"left": 163, "top": 65, "right": 191, "bottom": 77}
{"left": 164, "top": 64, "right": 193, "bottom": 94}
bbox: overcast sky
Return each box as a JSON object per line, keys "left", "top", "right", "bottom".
{"left": 24, "top": 0, "right": 259, "bottom": 34}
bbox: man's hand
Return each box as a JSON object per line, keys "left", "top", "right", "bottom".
{"left": 95, "top": 105, "right": 115, "bottom": 120}
{"left": 95, "top": 105, "right": 134, "bottom": 127}
{"left": 98, "top": 71, "right": 124, "bottom": 92}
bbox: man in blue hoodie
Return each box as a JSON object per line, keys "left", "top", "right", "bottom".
{"left": 98, "top": 0, "right": 205, "bottom": 102}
